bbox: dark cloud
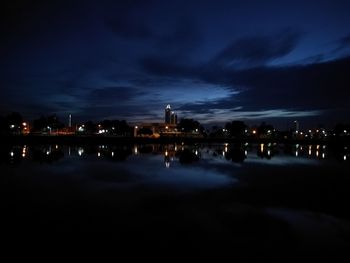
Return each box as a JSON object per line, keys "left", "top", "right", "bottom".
{"left": 2, "top": 1, "right": 350, "bottom": 125}
{"left": 156, "top": 17, "right": 201, "bottom": 57}
{"left": 334, "top": 34, "right": 350, "bottom": 53}
{"left": 105, "top": 17, "right": 153, "bottom": 39}
{"left": 211, "top": 29, "right": 302, "bottom": 68}
{"left": 140, "top": 56, "right": 196, "bottom": 77}
{"left": 103, "top": 0, "right": 156, "bottom": 39}
{"left": 87, "top": 87, "right": 145, "bottom": 105}
{"left": 228, "top": 57, "right": 350, "bottom": 110}
{"left": 340, "top": 35, "right": 350, "bottom": 46}
{"left": 140, "top": 42, "right": 350, "bottom": 114}
{"left": 177, "top": 97, "right": 241, "bottom": 113}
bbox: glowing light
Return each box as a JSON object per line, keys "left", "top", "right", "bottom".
{"left": 55, "top": 145, "right": 59, "bottom": 149}
{"left": 344, "top": 130, "right": 347, "bottom": 134}
{"left": 10, "top": 124, "right": 15, "bottom": 128}
{"left": 224, "top": 146, "right": 228, "bottom": 153}
{"left": 316, "top": 151, "right": 319, "bottom": 157}
{"left": 267, "top": 150, "right": 271, "bottom": 156}
{"left": 165, "top": 126, "right": 168, "bottom": 129}
{"left": 165, "top": 150, "right": 168, "bottom": 156}
{"left": 308, "top": 145, "right": 312, "bottom": 156}
{"left": 10, "top": 151, "right": 14, "bottom": 157}
{"left": 135, "top": 126, "right": 138, "bottom": 129}
{"left": 22, "top": 122, "right": 27, "bottom": 126}
{"left": 165, "top": 162, "right": 170, "bottom": 168}
{"left": 295, "top": 151, "right": 298, "bottom": 157}
{"left": 134, "top": 146, "right": 138, "bottom": 155}
{"left": 322, "top": 153, "right": 325, "bottom": 159}
{"left": 22, "top": 146, "right": 26, "bottom": 157}
{"left": 260, "top": 143, "right": 264, "bottom": 153}
{"left": 195, "top": 150, "right": 198, "bottom": 155}
{"left": 46, "top": 151, "right": 50, "bottom": 155}
{"left": 97, "top": 152, "right": 101, "bottom": 157}
{"left": 78, "top": 148, "right": 84, "bottom": 156}
{"left": 252, "top": 130, "right": 257, "bottom": 134}
{"left": 111, "top": 152, "right": 114, "bottom": 157}
{"left": 344, "top": 155, "right": 347, "bottom": 161}
{"left": 316, "top": 145, "right": 320, "bottom": 150}
{"left": 244, "top": 150, "right": 247, "bottom": 156}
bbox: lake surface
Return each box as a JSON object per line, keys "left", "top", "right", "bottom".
{"left": 2, "top": 142, "right": 350, "bottom": 259}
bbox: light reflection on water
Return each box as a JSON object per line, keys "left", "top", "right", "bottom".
{"left": 2, "top": 142, "right": 350, "bottom": 255}
{"left": 1, "top": 143, "right": 349, "bottom": 190}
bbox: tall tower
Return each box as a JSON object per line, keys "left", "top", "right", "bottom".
{"left": 294, "top": 120, "right": 299, "bottom": 133}
{"left": 165, "top": 105, "right": 171, "bottom": 124}
{"left": 170, "top": 111, "right": 177, "bottom": 124}
{"left": 68, "top": 114, "right": 72, "bottom": 128}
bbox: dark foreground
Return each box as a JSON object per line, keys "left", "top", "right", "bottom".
{"left": 1, "top": 143, "right": 350, "bottom": 261}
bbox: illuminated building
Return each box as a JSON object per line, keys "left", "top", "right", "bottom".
{"left": 165, "top": 105, "right": 171, "bottom": 124}
{"left": 170, "top": 111, "right": 177, "bottom": 125}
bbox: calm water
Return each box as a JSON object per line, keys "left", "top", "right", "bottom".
{"left": 2, "top": 142, "right": 350, "bottom": 259}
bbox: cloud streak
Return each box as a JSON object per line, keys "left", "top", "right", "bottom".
{"left": 211, "top": 29, "right": 302, "bottom": 69}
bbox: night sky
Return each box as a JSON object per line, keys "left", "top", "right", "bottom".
{"left": 1, "top": 0, "right": 350, "bottom": 128}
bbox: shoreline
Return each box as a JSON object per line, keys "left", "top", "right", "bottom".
{"left": 0, "top": 134, "right": 348, "bottom": 145}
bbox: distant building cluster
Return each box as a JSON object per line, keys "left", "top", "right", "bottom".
{"left": 134, "top": 104, "right": 179, "bottom": 137}
{"left": 165, "top": 104, "right": 177, "bottom": 125}
{"left": 2, "top": 109, "right": 350, "bottom": 141}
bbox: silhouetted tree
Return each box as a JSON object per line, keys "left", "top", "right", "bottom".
{"left": 258, "top": 122, "right": 274, "bottom": 137}
{"left": 2, "top": 112, "right": 24, "bottom": 134}
{"left": 32, "top": 115, "right": 64, "bottom": 132}
{"left": 209, "top": 126, "right": 225, "bottom": 138}
{"left": 83, "top": 121, "right": 97, "bottom": 134}
{"left": 225, "top": 121, "right": 247, "bottom": 138}
{"left": 111, "top": 120, "right": 132, "bottom": 136}
{"left": 178, "top": 118, "right": 202, "bottom": 133}
{"left": 334, "top": 123, "right": 350, "bottom": 136}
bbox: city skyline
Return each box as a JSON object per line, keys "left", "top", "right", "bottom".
{"left": 1, "top": 1, "right": 350, "bottom": 128}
